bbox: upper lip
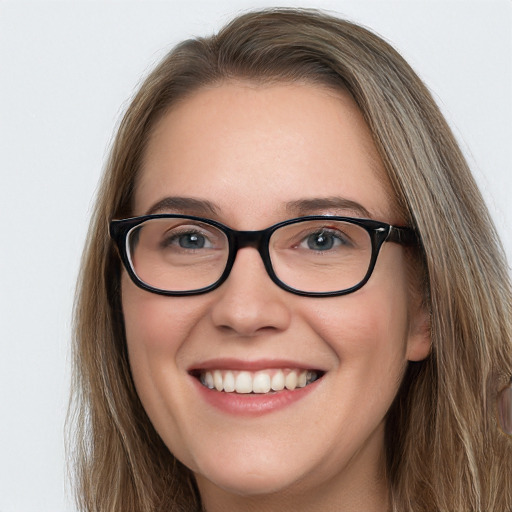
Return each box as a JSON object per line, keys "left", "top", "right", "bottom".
{"left": 188, "top": 358, "right": 326, "bottom": 373}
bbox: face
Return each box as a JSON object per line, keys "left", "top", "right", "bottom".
{"left": 122, "top": 82, "right": 430, "bottom": 507}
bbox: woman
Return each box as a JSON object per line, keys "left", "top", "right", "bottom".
{"left": 70, "top": 8, "right": 512, "bottom": 511}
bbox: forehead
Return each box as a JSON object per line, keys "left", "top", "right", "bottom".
{"left": 136, "top": 81, "right": 398, "bottom": 225}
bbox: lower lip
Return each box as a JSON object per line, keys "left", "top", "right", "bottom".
{"left": 191, "top": 376, "right": 321, "bottom": 416}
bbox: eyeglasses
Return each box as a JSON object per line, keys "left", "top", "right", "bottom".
{"left": 110, "top": 214, "right": 417, "bottom": 297}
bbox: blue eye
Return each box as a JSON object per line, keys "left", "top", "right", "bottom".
{"left": 160, "top": 229, "right": 215, "bottom": 251}
{"left": 178, "top": 233, "right": 206, "bottom": 249}
{"left": 305, "top": 230, "right": 344, "bottom": 251}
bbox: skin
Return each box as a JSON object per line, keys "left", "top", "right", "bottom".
{"left": 122, "top": 81, "right": 431, "bottom": 511}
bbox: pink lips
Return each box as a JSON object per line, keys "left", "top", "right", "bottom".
{"left": 189, "top": 358, "right": 316, "bottom": 372}
{"left": 189, "top": 358, "right": 323, "bottom": 416}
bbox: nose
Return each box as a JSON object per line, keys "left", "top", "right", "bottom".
{"left": 209, "top": 247, "right": 292, "bottom": 337}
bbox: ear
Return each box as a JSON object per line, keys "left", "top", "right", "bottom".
{"left": 406, "top": 305, "right": 431, "bottom": 362}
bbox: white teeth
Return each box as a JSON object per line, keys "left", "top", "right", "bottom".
{"left": 235, "top": 371, "right": 252, "bottom": 394}
{"left": 285, "top": 371, "right": 297, "bottom": 390}
{"left": 271, "top": 370, "right": 285, "bottom": 391}
{"left": 213, "top": 370, "right": 223, "bottom": 391}
{"left": 252, "top": 372, "right": 271, "bottom": 394}
{"left": 199, "top": 369, "right": 320, "bottom": 394}
{"left": 223, "top": 371, "right": 235, "bottom": 392}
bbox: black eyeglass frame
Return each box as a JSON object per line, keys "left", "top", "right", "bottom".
{"left": 109, "top": 214, "right": 418, "bottom": 297}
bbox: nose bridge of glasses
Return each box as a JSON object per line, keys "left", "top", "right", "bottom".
{"left": 232, "top": 229, "right": 265, "bottom": 249}
{"left": 229, "top": 229, "right": 272, "bottom": 274}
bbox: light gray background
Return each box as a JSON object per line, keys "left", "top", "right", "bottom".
{"left": 1, "top": 1, "right": 510, "bottom": 510}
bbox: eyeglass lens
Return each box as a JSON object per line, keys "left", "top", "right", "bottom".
{"left": 126, "top": 217, "right": 373, "bottom": 294}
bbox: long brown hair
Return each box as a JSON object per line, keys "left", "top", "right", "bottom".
{"left": 69, "top": 8, "right": 512, "bottom": 511}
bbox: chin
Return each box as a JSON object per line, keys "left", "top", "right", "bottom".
{"left": 193, "top": 453, "right": 311, "bottom": 498}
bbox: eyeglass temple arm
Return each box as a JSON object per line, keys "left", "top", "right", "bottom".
{"left": 387, "top": 226, "right": 419, "bottom": 246}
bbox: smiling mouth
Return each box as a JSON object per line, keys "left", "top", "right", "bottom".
{"left": 193, "top": 368, "right": 323, "bottom": 394}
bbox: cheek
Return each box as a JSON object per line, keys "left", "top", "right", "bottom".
{"left": 310, "top": 288, "right": 408, "bottom": 355}
{"left": 121, "top": 273, "right": 212, "bottom": 466}
{"left": 121, "top": 273, "right": 206, "bottom": 411}
{"left": 122, "top": 272, "right": 205, "bottom": 355}
{"left": 304, "top": 254, "right": 412, "bottom": 380}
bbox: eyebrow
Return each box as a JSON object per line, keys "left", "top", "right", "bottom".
{"left": 145, "top": 197, "right": 219, "bottom": 216}
{"left": 285, "top": 197, "right": 372, "bottom": 218}
{"left": 145, "top": 195, "right": 371, "bottom": 219}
